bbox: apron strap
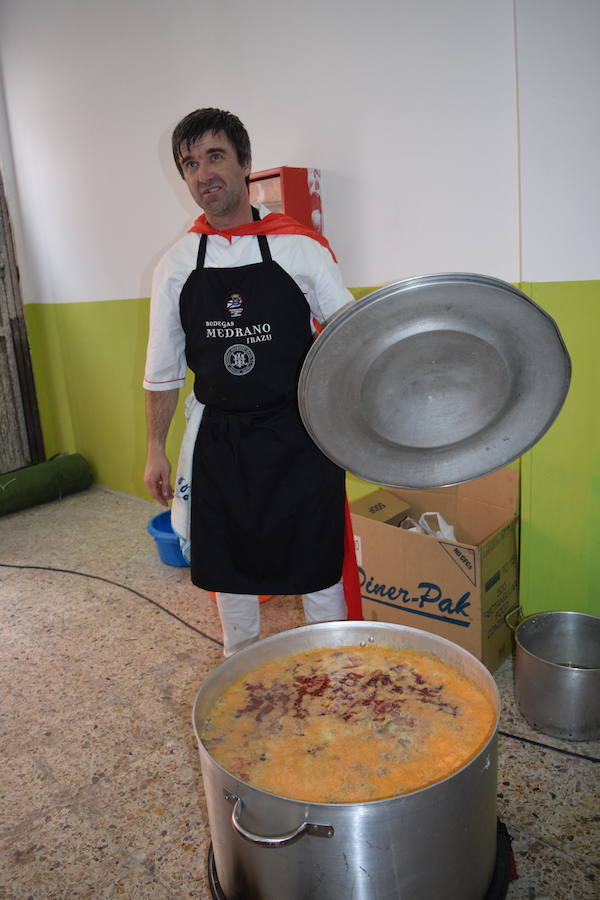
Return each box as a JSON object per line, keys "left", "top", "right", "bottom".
{"left": 257, "top": 232, "right": 272, "bottom": 263}
{"left": 252, "top": 206, "right": 272, "bottom": 263}
{"left": 196, "top": 233, "right": 208, "bottom": 268}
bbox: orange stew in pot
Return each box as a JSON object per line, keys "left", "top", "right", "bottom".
{"left": 201, "top": 645, "right": 495, "bottom": 803}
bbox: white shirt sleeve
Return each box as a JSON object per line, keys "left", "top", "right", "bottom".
{"left": 272, "top": 234, "right": 354, "bottom": 328}
{"left": 306, "top": 240, "right": 355, "bottom": 325}
{"left": 143, "top": 234, "right": 197, "bottom": 391}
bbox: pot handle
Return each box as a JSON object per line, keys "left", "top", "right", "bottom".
{"left": 224, "top": 791, "right": 334, "bottom": 847}
{"left": 505, "top": 605, "right": 522, "bottom": 632}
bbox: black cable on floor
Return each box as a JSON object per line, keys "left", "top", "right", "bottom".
{"left": 498, "top": 729, "right": 600, "bottom": 763}
{"left": 0, "top": 562, "right": 223, "bottom": 648}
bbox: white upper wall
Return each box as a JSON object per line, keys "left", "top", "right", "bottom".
{"left": 516, "top": 0, "right": 600, "bottom": 282}
{"left": 0, "top": 0, "right": 519, "bottom": 302}
{"left": 1, "top": 0, "right": 596, "bottom": 303}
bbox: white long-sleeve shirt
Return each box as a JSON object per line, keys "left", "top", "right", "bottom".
{"left": 143, "top": 204, "right": 354, "bottom": 391}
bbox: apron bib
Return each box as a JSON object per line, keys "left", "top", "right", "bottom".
{"left": 179, "top": 213, "right": 345, "bottom": 594}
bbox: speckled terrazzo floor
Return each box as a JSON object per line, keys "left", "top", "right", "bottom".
{"left": 0, "top": 487, "right": 598, "bottom": 900}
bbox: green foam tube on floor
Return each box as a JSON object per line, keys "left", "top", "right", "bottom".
{"left": 0, "top": 453, "right": 93, "bottom": 516}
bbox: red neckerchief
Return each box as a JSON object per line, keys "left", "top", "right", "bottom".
{"left": 188, "top": 211, "right": 337, "bottom": 262}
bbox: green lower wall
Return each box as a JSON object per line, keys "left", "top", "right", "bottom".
{"left": 25, "top": 297, "right": 158, "bottom": 499}
{"left": 24, "top": 280, "right": 599, "bottom": 616}
{"left": 518, "top": 281, "right": 599, "bottom": 617}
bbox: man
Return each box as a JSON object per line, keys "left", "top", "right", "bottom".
{"left": 143, "top": 108, "right": 355, "bottom": 656}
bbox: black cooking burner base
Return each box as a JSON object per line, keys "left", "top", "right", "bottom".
{"left": 207, "top": 818, "right": 515, "bottom": 900}
{"left": 207, "top": 843, "right": 228, "bottom": 900}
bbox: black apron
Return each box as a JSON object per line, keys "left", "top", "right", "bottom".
{"left": 179, "top": 211, "right": 345, "bottom": 594}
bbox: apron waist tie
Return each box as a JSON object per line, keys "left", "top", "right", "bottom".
{"left": 202, "top": 393, "right": 295, "bottom": 418}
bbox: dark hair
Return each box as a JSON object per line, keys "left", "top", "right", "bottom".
{"left": 172, "top": 108, "right": 251, "bottom": 177}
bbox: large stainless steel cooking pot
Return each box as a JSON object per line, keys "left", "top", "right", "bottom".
{"left": 510, "top": 610, "right": 600, "bottom": 741}
{"left": 193, "top": 621, "right": 500, "bottom": 900}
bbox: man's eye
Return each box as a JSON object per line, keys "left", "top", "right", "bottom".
{"left": 211, "top": 153, "right": 222, "bottom": 161}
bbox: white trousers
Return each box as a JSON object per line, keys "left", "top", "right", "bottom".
{"left": 215, "top": 581, "right": 347, "bottom": 657}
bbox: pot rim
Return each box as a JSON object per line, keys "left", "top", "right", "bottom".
{"left": 517, "top": 610, "right": 600, "bottom": 624}
{"left": 192, "top": 620, "right": 500, "bottom": 808}
{"left": 515, "top": 610, "right": 600, "bottom": 672}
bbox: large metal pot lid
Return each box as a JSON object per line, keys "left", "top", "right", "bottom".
{"left": 298, "top": 273, "right": 571, "bottom": 489}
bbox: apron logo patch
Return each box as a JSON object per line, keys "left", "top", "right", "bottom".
{"left": 226, "top": 292, "right": 244, "bottom": 318}
{"left": 224, "top": 344, "right": 255, "bottom": 376}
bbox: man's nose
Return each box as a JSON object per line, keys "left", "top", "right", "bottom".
{"left": 196, "top": 160, "right": 213, "bottom": 183}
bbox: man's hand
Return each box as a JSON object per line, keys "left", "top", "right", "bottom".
{"left": 144, "top": 448, "right": 174, "bottom": 506}
{"left": 144, "top": 388, "right": 179, "bottom": 506}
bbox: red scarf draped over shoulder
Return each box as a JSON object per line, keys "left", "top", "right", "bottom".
{"left": 189, "top": 211, "right": 338, "bottom": 262}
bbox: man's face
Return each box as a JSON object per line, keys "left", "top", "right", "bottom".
{"left": 177, "top": 130, "right": 251, "bottom": 228}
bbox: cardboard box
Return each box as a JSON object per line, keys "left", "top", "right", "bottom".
{"left": 351, "top": 468, "right": 519, "bottom": 671}
{"left": 349, "top": 490, "right": 411, "bottom": 527}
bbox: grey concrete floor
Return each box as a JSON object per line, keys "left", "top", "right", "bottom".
{"left": 0, "top": 487, "right": 598, "bottom": 899}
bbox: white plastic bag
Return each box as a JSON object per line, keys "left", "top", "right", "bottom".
{"left": 171, "top": 392, "right": 204, "bottom": 563}
{"left": 399, "top": 516, "right": 424, "bottom": 533}
{"left": 417, "top": 512, "right": 456, "bottom": 541}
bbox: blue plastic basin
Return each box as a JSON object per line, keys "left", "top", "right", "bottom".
{"left": 147, "top": 510, "right": 190, "bottom": 567}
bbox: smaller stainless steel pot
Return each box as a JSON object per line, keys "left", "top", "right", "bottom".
{"left": 508, "top": 609, "right": 600, "bottom": 741}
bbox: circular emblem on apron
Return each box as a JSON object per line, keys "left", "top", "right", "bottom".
{"left": 224, "top": 343, "right": 255, "bottom": 376}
